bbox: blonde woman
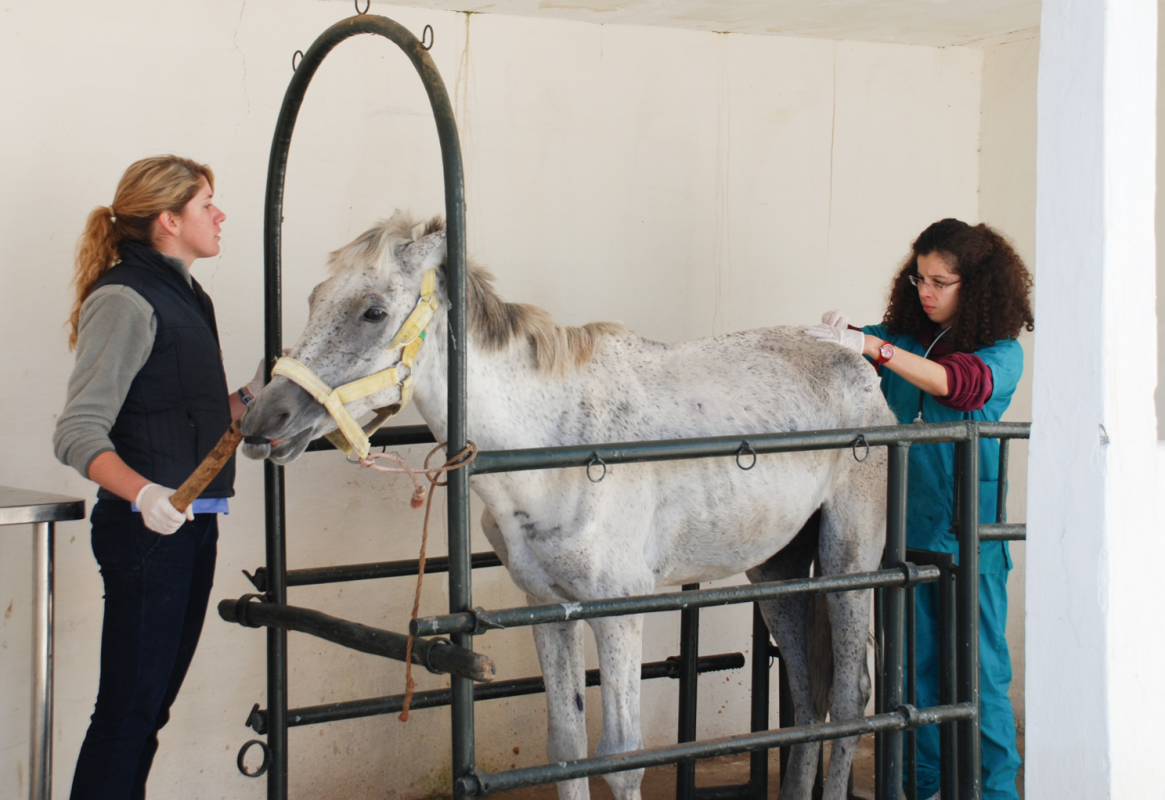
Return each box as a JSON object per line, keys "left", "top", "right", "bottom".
{"left": 54, "top": 156, "right": 261, "bottom": 799}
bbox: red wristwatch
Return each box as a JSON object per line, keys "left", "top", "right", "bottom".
{"left": 874, "top": 341, "right": 896, "bottom": 365}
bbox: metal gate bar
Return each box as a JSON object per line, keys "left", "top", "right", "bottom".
{"left": 244, "top": 652, "right": 745, "bottom": 732}
{"left": 458, "top": 703, "right": 976, "bottom": 797}
{"left": 259, "top": 13, "right": 467, "bottom": 798}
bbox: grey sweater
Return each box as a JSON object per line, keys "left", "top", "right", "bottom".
{"left": 53, "top": 256, "right": 194, "bottom": 477}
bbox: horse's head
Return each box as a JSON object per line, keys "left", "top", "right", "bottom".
{"left": 241, "top": 212, "right": 448, "bottom": 463}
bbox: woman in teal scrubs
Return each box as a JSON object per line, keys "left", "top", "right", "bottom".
{"left": 806, "top": 218, "right": 1034, "bottom": 800}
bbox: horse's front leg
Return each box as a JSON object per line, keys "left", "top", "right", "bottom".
{"left": 530, "top": 607, "right": 590, "bottom": 800}
{"left": 587, "top": 613, "right": 646, "bottom": 800}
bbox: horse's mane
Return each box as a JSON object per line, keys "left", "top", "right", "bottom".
{"left": 327, "top": 214, "right": 628, "bottom": 375}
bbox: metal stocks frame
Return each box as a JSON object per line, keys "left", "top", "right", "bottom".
{"left": 226, "top": 10, "right": 1030, "bottom": 800}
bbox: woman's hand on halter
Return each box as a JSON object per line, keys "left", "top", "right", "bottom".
{"left": 803, "top": 310, "right": 864, "bottom": 353}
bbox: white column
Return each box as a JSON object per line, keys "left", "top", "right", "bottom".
{"left": 1029, "top": 1, "right": 1163, "bottom": 798}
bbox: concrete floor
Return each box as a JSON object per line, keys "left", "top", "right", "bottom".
{"left": 495, "top": 733, "right": 1024, "bottom": 799}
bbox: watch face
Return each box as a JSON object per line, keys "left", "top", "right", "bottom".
{"left": 880, "top": 343, "right": 894, "bottom": 360}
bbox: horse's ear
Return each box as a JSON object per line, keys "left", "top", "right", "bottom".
{"left": 419, "top": 237, "right": 447, "bottom": 272}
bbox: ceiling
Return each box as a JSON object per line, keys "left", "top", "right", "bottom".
{"left": 371, "top": 0, "right": 1041, "bottom": 47}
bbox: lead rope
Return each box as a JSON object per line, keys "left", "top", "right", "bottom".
{"left": 359, "top": 440, "right": 479, "bottom": 721}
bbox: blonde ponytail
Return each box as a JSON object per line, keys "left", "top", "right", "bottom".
{"left": 67, "top": 155, "right": 214, "bottom": 350}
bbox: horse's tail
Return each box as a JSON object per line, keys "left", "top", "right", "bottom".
{"left": 805, "top": 587, "right": 833, "bottom": 718}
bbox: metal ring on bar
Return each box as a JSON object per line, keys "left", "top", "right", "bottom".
{"left": 896, "top": 703, "right": 924, "bottom": 730}
{"left": 422, "top": 637, "right": 453, "bottom": 675}
{"left": 292, "top": 50, "right": 304, "bottom": 71}
{"left": 852, "top": 433, "right": 870, "bottom": 463}
{"left": 898, "top": 561, "right": 923, "bottom": 588}
{"left": 421, "top": 24, "right": 434, "bottom": 50}
{"left": 235, "top": 593, "right": 267, "bottom": 628}
{"left": 586, "top": 453, "right": 607, "bottom": 483}
{"left": 355, "top": 0, "right": 370, "bottom": 14}
{"left": 735, "top": 440, "right": 757, "bottom": 471}
{"left": 237, "top": 739, "right": 271, "bottom": 778}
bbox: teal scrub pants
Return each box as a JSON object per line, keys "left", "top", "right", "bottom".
{"left": 909, "top": 571, "right": 1021, "bottom": 800}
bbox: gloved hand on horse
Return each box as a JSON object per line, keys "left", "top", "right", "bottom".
{"left": 803, "top": 309, "right": 864, "bottom": 354}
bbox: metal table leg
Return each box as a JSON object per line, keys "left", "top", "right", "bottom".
{"left": 30, "top": 521, "right": 54, "bottom": 800}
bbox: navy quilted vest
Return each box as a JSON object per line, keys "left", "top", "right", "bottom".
{"left": 92, "top": 241, "right": 235, "bottom": 500}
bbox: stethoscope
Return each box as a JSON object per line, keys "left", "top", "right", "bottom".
{"left": 913, "top": 326, "right": 951, "bottom": 424}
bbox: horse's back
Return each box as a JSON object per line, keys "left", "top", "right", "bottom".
{"left": 590, "top": 325, "right": 892, "bottom": 440}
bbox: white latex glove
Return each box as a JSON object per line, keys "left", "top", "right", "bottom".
{"left": 821, "top": 309, "right": 849, "bottom": 329}
{"left": 803, "top": 309, "right": 864, "bottom": 354}
{"left": 136, "top": 483, "right": 193, "bottom": 535}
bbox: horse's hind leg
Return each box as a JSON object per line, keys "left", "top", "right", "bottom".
{"left": 746, "top": 511, "right": 822, "bottom": 800}
{"left": 531, "top": 610, "right": 591, "bottom": 800}
{"left": 819, "top": 463, "right": 885, "bottom": 800}
{"left": 587, "top": 613, "right": 646, "bottom": 800}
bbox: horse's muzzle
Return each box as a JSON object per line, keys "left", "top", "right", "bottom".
{"left": 241, "top": 437, "right": 272, "bottom": 460}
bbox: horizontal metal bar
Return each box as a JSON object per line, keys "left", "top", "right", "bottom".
{"left": 470, "top": 422, "right": 1031, "bottom": 477}
{"left": 245, "top": 551, "right": 505, "bottom": 591}
{"left": 459, "top": 703, "right": 976, "bottom": 797}
{"left": 248, "top": 652, "right": 746, "bottom": 732}
{"left": 976, "top": 421, "right": 1031, "bottom": 440}
{"left": 979, "top": 523, "right": 1026, "bottom": 541}
{"left": 218, "top": 598, "right": 495, "bottom": 681}
{"left": 413, "top": 564, "right": 941, "bottom": 637}
{"left": 305, "top": 424, "right": 436, "bottom": 453}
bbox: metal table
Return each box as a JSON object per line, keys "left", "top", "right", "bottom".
{"left": 0, "top": 486, "right": 85, "bottom": 800}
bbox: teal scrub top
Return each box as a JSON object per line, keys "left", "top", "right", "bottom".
{"left": 862, "top": 325, "right": 1024, "bottom": 575}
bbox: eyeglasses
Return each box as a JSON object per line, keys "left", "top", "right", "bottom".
{"left": 908, "top": 274, "right": 960, "bottom": 292}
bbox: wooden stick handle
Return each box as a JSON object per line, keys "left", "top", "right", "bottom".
{"left": 170, "top": 421, "right": 243, "bottom": 513}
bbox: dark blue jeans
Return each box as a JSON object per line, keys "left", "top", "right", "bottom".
{"left": 70, "top": 499, "right": 218, "bottom": 800}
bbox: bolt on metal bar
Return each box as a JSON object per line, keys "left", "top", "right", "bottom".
{"left": 247, "top": 653, "right": 745, "bottom": 732}
{"left": 413, "top": 565, "right": 941, "bottom": 637}
{"left": 457, "top": 703, "right": 975, "bottom": 797}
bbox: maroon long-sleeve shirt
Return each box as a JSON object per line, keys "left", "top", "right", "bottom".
{"left": 915, "top": 328, "right": 994, "bottom": 412}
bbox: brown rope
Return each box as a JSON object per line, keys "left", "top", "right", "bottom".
{"left": 362, "top": 440, "right": 477, "bottom": 721}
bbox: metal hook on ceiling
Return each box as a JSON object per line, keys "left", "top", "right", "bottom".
{"left": 422, "top": 24, "right": 435, "bottom": 50}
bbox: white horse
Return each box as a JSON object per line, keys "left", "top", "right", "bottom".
{"left": 240, "top": 213, "right": 894, "bottom": 800}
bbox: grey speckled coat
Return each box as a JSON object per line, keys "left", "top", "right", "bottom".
{"left": 241, "top": 214, "right": 895, "bottom": 800}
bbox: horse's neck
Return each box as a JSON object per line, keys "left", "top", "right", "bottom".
{"left": 410, "top": 312, "right": 562, "bottom": 450}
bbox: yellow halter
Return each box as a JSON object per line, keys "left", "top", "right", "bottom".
{"left": 270, "top": 270, "right": 439, "bottom": 460}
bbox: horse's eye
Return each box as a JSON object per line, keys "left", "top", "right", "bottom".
{"left": 363, "top": 308, "right": 387, "bottom": 322}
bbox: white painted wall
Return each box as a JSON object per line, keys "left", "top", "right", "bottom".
{"left": 979, "top": 34, "right": 1039, "bottom": 734}
{"left": 0, "top": 1, "right": 994, "bottom": 797}
{"left": 1028, "top": 0, "right": 1165, "bottom": 797}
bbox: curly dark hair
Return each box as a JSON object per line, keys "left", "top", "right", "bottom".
{"left": 882, "top": 218, "right": 1034, "bottom": 353}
